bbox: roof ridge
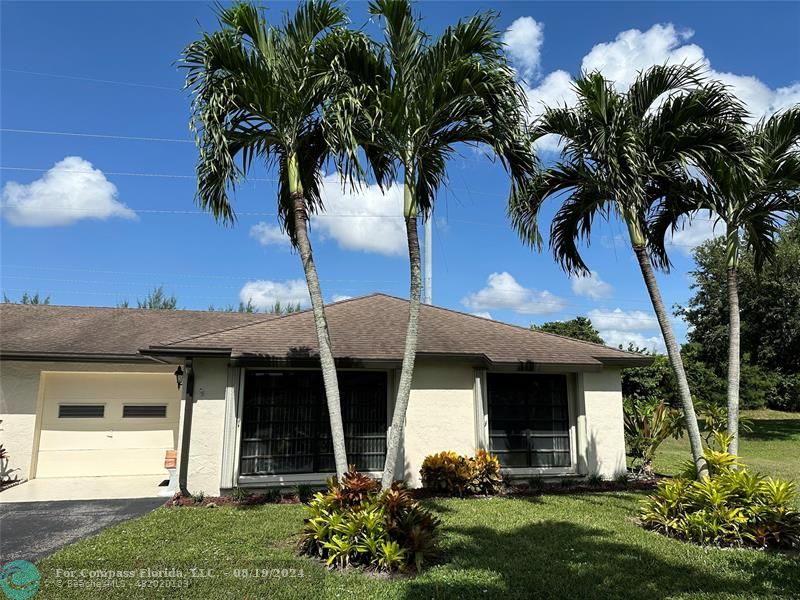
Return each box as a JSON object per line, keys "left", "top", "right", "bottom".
{"left": 417, "top": 299, "right": 637, "bottom": 357}
{"left": 160, "top": 315, "right": 281, "bottom": 346}
{"left": 160, "top": 293, "right": 385, "bottom": 347}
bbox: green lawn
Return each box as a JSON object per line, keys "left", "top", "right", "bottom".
{"left": 34, "top": 408, "right": 800, "bottom": 599}
{"left": 37, "top": 491, "right": 799, "bottom": 599}
{"left": 654, "top": 409, "right": 800, "bottom": 482}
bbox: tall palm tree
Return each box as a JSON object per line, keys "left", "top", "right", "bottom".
{"left": 331, "top": 0, "right": 533, "bottom": 488}
{"left": 651, "top": 105, "right": 800, "bottom": 455}
{"left": 181, "top": 1, "right": 361, "bottom": 477}
{"left": 510, "top": 65, "right": 749, "bottom": 479}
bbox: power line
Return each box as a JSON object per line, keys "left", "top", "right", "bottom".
{"left": 1, "top": 68, "right": 179, "bottom": 91}
{"left": 0, "top": 128, "right": 193, "bottom": 144}
{"left": 0, "top": 166, "right": 279, "bottom": 183}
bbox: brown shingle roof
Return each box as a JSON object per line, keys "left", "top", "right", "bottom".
{"left": 0, "top": 304, "right": 273, "bottom": 360}
{"left": 152, "top": 294, "right": 651, "bottom": 368}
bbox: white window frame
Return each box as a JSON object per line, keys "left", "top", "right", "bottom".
{"left": 476, "top": 371, "right": 579, "bottom": 477}
{"left": 221, "top": 366, "right": 394, "bottom": 489}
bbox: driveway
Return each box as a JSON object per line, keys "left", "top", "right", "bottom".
{"left": 0, "top": 475, "right": 168, "bottom": 503}
{"left": 0, "top": 498, "right": 164, "bottom": 562}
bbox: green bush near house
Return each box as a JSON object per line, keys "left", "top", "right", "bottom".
{"left": 299, "top": 470, "right": 440, "bottom": 572}
{"left": 420, "top": 450, "right": 503, "bottom": 496}
{"left": 640, "top": 437, "right": 800, "bottom": 549}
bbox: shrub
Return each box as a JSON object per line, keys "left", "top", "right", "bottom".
{"left": 587, "top": 472, "right": 604, "bottom": 487}
{"left": 769, "top": 372, "right": 800, "bottom": 412}
{"left": 623, "top": 399, "right": 682, "bottom": 476}
{"left": 300, "top": 468, "right": 440, "bottom": 572}
{"left": 420, "top": 450, "right": 503, "bottom": 496}
{"left": 640, "top": 446, "right": 800, "bottom": 549}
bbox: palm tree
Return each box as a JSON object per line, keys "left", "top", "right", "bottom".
{"left": 331, "top": 0, "right": 533, "bottom": 488}
{"left": 181, "top": 1, "right": 361, "bottom": 477}
{"left": 651, "top": 105, "right": 800, "bottom": 454}
{"left": 510, "top": 65, "right": 749, "bottom": 479}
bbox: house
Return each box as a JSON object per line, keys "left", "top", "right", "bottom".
{"left": 0, "top": 294, "right": 650, "bottom": 496}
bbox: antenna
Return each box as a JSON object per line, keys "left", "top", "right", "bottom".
{"left": 423, "top": 216, "right": 432, "bottom": 304}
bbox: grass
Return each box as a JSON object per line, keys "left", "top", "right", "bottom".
{"left": 37, "top": 492, "right": 800, "bottom": 599}
{"left": 34, "top": 408, "right": 800, "bottom": 599}
{"left": 654, "top": 409, "right": 800, "bottom": 482}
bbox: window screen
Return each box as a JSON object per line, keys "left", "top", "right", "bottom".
{"left": 123, "top": 404, "right": 167, "bottom": 418}
{"left": 58, "top": 404, "right": 105, "bottom": 418}
{"left": 487, "top": 374, "right": 571, "bottom": 468}
{"left": 240, "top": 371, "right": 387, "bottom": 476}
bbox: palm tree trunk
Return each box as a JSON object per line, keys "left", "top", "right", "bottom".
{"left": 726, "top": 265, "right": 741, "bottom": 456}
{"left": 632, "top": 245, "right": 708, "bottom": 479}
{"left": 288, "top": 157, "right": 348, "bottom": 478}
{"left": 381, "top": 179, "right": 422, "bottom": 489}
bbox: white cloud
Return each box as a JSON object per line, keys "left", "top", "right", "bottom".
{"left": 588, "top": 306, "right": 665, "bottom": 352}
{"left": 462, "top": 272, "right": 566, "bottom": 315}
{"left": 516, "top": 21, "right": 800, "bottom": 148}
{"left": 588, "top": 307, "right": 658, "bottom": 331}
{"left": 600, "top": 329, "right": 665, "bottom": 353}
{"left": 2, "top": 156, "right": 136, "bottom": 226}
{"left": 331, "top": 294, "right": 352, "bottom": 303}
{"left": 570, "top": 270, "right": 612, "bottom": 299}
{"left": 580, "top": 24, "right": 702, "bottom": 90}
{"left": 239, "top": 279, "right": 309, "bottom": 310}
{"left": 471, "top": 311, "right": 494, "bottom": 320}
{"left": 250, "top": 222, "right": 288, "bottom": 247}
{"left": 668, "top": 213, "right": 724, "bottom": 255}
{"left": 503, "top": 16, "right": 545, "bottom": 82}
{"left": 314, "top": 174, "right": 405, "bottom": 256}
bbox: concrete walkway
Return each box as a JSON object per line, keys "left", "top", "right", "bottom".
{"left": 0, "top": 498, "right": 164, "bottom": 562}
{"left": 0, "top": 475, "right": 168, "bottom": 503}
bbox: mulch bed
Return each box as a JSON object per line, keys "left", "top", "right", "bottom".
{"left": 165, "top": 492, "right": 307, "bottom": 508}
{"left": 165, "top": 476, "right": 662, "bottom": 509}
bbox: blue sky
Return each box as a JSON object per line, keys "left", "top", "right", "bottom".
{"left": 2, "top": 1, "right": 798, "bottom": 351}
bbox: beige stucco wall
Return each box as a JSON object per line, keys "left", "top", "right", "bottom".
{"left": 578, "top": 369, "right": 627, "bottom": 479}
{"left": 183, "top": 358, "right": 229, "bottom": 496}
{"left": 0, "top": 361, "right": 174, "bottom": 481}
{"left": 403, "top": 360, "right": 476, "bottom": 487}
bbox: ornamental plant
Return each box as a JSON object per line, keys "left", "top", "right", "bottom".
{"left": 639, "top": 437, "right": 800, "bottom": 549}
{"left": 299, "top": 469, "right": 440, "bottom": 572}
{"left": 420, "top": 450, "right": 503, "bottom": 496}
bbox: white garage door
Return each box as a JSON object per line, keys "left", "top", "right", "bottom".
{"left": 35, "top": 372, "right": 180, "bottom": 478}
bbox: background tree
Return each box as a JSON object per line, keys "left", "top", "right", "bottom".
{"left": 345, "top": 0, "right": 533, "bottom": 487}
{"left": 678, "top": 220, "right": 800, "bottom": 412}
{"left": 120, "top": 285, "right": 178, "bottom": 310}
{"left": 653, "top": 106, "right": 800, "bottom": 452}
{"left": 532, "top": 316, "right": 604, "bottom": 344}
{"left": 207, "top": 299, "right": 302, "bottom": 314}
{"left": 181, "top": 1, "right": 363, "bottom": 476}
{"left": 510, "top": 65, "right": 747, "bottom": 479}
{"left": 2, "top": 292, "right": 50, "bottom": 305}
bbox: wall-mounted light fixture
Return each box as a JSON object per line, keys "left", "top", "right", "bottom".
{"left": 174, "top": 366, "right": 184, "bottom": 390}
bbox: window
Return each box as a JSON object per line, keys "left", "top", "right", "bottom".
{"left": 58, "top": 404, "right": 105, "bottom": 418}
{"left": 123, "top": 404, "right": 167, "bottom": 418}
{"left": 240, "top": 371, "right": 387, "bottom": 476}
{"left": 487, "top": 374, "right": 571, "bottom": 468}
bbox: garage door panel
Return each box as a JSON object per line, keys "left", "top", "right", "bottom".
{"left": 36, "top": 448, "right": 170, "bottom": 478}
{"left": 38, "top": 427, "right": 178, "bottom": 451}
{"left": 35, "top": 372, "right": 180, "bottom": 478}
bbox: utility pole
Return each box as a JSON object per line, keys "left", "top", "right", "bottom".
{"left": 423, "top": 216, "right": 432, "bottom": 304}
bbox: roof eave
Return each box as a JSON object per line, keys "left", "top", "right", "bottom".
{"left": 596, "top": 356, "right": 655, "bottom": 367}
{"left": 0, "top": 351, "right": 159, "bottom": 364}
{"left": 140, "top": 346, "right": 234, "bottom": 358}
